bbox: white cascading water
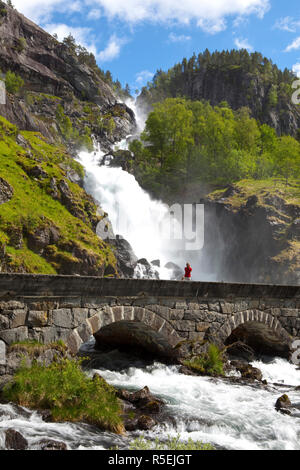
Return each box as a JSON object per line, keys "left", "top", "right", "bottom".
{"left": 77, "top": 148, "right": 185, "bottom": 279}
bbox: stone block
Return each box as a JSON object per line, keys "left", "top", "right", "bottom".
{"left": 76, "top": 321, "right": 93, "bottom": 343}
{"left": 195, "top": 322, "right": 210, "bottom": 332}
{"left": 27, "top": 310, "right": 48, "bottom": 327}
{"left": 111, "top": 306, "right": 124, "bottom": 322}
{"left": 9, "top": 309, "right": 27, "bottom": 328}
{"left": 50, "top": 309, "right": 73, "bottom": 328}
{"left": 66, "top": 330, "right": 82, "bottom": 354}
{"left": 0, "top": 326, "right": 28, "bottom": 345}
{"left": 72, "top": 308, "right": 89, "bottom": 326}
{"left": 87, "top": 313, "right": 103, "bottom": 334}
{"left": 183, "top": 310, "right": 204, "bottom": 321}
{"left": 220, "top": 302, "right": 234, "bottom": 314}
{"left": 171, "top": 320, "right": 195, "bottom": 332}
{"left": 169, "top": 309, "right": 185, "bottom": 320}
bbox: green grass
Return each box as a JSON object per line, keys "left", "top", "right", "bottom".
{"left": 0, "top": 116, "right": 116, "bottom": 274}
{"left": 183, "top": 344, "right": 225, "bottom": 376}
{"left": 8, "top": 339, "right": 67, "bottom": 356}
{"left": 128, "top": 435, "right": 215, "bottom": 450}
{"left": 208, "top": 178, "right": 300, "bottom": 210}
{"left": 2, "top": 358, "right": 124, "bottom": 433}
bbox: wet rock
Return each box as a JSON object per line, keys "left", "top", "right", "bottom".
{"left": 226, "top": 341, "right": 255, "bottom": 362}
{"left": 137, "top": 414, "right": 156, "bottom": 430}
{"left": 164, "top": 262, "right": 182, "bottom": 280}
{"left": 179, "top": 365, "right": 198, "bottom": 376}
{"left": 134, "top": 259, "right": 159, "bottom": 279}
{"left": 36, "top": 439, "right": 67, "bottom": 450}
{"left": 275, "top": 394, "right": 292, "bottom": 415}
{"left": 108, "top": 235, "right": 138, "bottom": 278}
{"left": 5, "top": 429, "right": 28, "bottom": 450}
{"left": 151, "top": 259, "right": 160, "bottom": 267}
{"left": 108, "top": 149, "right": 133, "bottom": 172}
{"left": 230, "top": 361, "right": 263, "bottom": 381}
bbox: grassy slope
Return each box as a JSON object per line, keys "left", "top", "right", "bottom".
{"left": 0, "top": 116, "right": 116, "bottom": 274}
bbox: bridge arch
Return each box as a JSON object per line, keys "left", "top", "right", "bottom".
{"left": 66, "top": 305, "right": 183, "bottom": 356}
{"left": 208, "top": 309, "right": 292, "bottom": 357}
{"left": 215, "top": 309, "right": 291, "bottom": 343}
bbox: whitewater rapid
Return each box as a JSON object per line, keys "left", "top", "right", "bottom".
{"left": 0, "top": 349, "right": 299, "bottom": 450}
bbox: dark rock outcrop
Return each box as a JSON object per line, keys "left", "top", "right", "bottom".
{"left": 0, "top": 177, "right": 13, "bottom": 205}
{"left": 108, "top": 236, "right": 138, "bottom": 278}
{"left": 203, "top": 186, "right": 300, "bottom": 285}
{"left": 5, "top": 429, "right": 28, "bottom": 450}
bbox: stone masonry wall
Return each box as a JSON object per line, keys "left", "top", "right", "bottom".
{"left": 0, "top": 274, "right": 299, "bottom": 370}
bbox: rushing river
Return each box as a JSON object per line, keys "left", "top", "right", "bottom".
{"left": 0, "top": 340, "right": 299, "bottom": 450}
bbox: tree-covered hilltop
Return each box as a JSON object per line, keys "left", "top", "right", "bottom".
{"left": 129, "top": 98, "right": 300, "bottom": 199}
{"left": 137, "top": 49, "right": 300, "bottom": 137}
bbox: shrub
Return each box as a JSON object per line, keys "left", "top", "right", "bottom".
{"left": 3, "top": 358, "right": 124, "bottom": 433}
{"left": 5, "top": 70, "right": 24, "bottom": 94}
{"left": 183, "top": 343, "right": 224, "bottom": 376}
{"left": 15, "top": 37, "right": 27, "bottom": 53}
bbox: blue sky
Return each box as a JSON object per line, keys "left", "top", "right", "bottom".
{"left": 11, "top": 0, "right": 300, "bottom": 93}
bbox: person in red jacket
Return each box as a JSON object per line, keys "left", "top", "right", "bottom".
{"left": 182, "top": 262, "right": 192, "bottom": 281}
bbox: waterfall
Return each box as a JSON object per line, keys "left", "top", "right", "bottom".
{"left": 76, "top": 148, "right": 185, "bottom": 279}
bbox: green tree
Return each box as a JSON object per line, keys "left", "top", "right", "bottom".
{"left": 274, "top": 136, "right": 300, "bottom": 183}
{"left": 5, "top": 70, "right": 24, "bottom": 94}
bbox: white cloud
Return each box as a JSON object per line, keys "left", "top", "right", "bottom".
{"left": 292, "top": 63, "right": 300, "bottom": 77}
{"left": 274, "top": 17, "right": 300, "bottom": 33}
{"left": 285, "top": 37, "right": 300, "bottom": 52}
{"left": 87, "top": 9, "right": 102, "bottom": 20}
{"left": 12, "top": 0, "right": 81, "bottom": 23}
{"left": 197, "top": 17, "right": 226, "bottom": 34}
{"left": 234, "top": 37, "right": 254, "bottom": 51}
{"left": 168, "top": 32, "right": 191, "bottom": 43}
{"left": 12, "top": 0, "right": 270, "bottom": 34}
{"left": 90, "top": 0, "right": 269, "bottom": 25}
{"left": 97, "top": 35, "right": 127, "bottom": 62}
{"left": 135, "top": 70, "right": 154, "bottom": 85}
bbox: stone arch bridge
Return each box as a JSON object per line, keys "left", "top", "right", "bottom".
{"left": 0, "top": 274, "right": 299, "bottom": 363}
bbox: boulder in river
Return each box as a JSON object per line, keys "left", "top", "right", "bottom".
{"left": 36, "top": 439, "right": 67, "bottom": 450}
{"left": 230, "top": 361, "right": 263, "bottom": 381}
{"left": 5, "top": 429, "right": 28, "bottom": 450}
{"left": 275, "top": 394, "right": 292, "bottom": 415}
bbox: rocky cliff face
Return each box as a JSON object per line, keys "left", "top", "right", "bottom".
{"left": 202, "top": 181, "right": 300, "bottom": 285}
{"left": 0, "top": 2, "right": 136, "bottom": 151}
{"left": 0, "top": 4, "right": 138, "bottom": 277}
